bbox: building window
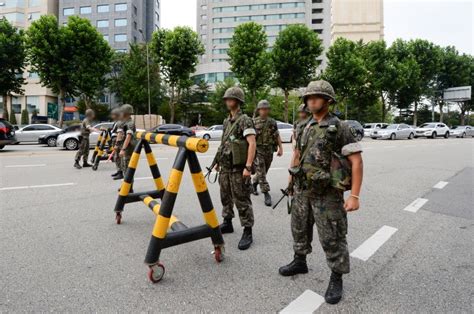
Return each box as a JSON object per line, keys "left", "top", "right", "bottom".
{"left": 313, "top": 0, "right": 323, "bottom": 3}
{"left": 80, "top": 6, "right": 92, "bottom": 14}
{"left": 201, "top": 14, "right": 207, "bottom": 20}
{"left": 12, "top": 97, "right": 22, "bottom": 114}
{"left": 314, "top": 29, "right": 323, "bottom": 34}
{"left": 134, "top": 21, "right": 137, "bottom": 30}
{"left": 201, "top": 24, "right": 207, "bottom": 31}
{"left": 201, "top": 5, "right": 207, "bottom": 10}
{"left": 97, "top": 20, "right": 109, "bottom": 28}
{"left": 97, "top": 4, "right": 109, "bottom": 13}
{"left": 114, "top": 18, "right": 127, "bottom": 27}
{"left": 26, "top": 96, "right": 39, "bottom": 113}
{"left": 115, "top": 49, "right": 127, "bottom": 53}
{"left": 29, "top": 0, "right": 41, "bottom": 7}
{"left": 63, "top": 8, "right": 74, "bottom": 16}
{"left": 114, "top": 34, "right": 127, "bottom": 42}
{"left": 312, "top": 8, "right": 323, "bottom": 14}
{"left": 201, "top": 34, "right": 207, "bottom": 41}
{"left": 312, "top": 19, "right": 323, "bottom": 24}
{"left": 115, "top": 3, "right": 127, "bottom": 12}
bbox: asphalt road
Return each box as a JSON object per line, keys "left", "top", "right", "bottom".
{"left": 1, "top": 137, "right": 473, "bottom": 312}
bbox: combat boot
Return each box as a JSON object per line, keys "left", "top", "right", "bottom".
{"left": 252, "top": 182, "right": 259, "bottom": 195}
{"left": 113, "top": 171, "right": 124, "bottom": 180}
{"left": 111, "top": 171, "right": 120, "bottom": 177}
{"left": 264, "top": 192, "right": 272, "bottom": 207}
{"left": 220, "top": 218, "right": 234, "bottom": 234}
{"left": 278, "top": 254, "right": 308, "bottom": 276}
{"left": 74, "top": 160, "right": 82, "bottom": 169}
{"left": 325, "top": 271, "right": 343, "bottom": 304}
{"left": 238, "top": 227, "right": 253, "bottom": 250}
{"left": 82, "top": 161, "right": 92, "bottom": 168}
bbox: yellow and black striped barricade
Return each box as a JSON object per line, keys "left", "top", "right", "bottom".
{"left": 92, "top": 130, "right": 111, "bottom": 171}
{"left": 114, "top": 139, "right": 166, "bottom": 223}
{"left": 113, "top": 132, "right": 223, "bottom": 283}
{"left": 90, "top": 130, "right": 106, "bottom": 164}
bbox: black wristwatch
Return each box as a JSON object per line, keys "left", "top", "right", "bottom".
{"left": 245, "top": 165, "right": 252, "bottom": 172}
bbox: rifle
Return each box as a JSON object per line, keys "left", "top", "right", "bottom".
{"left": 205, "top": 154, "right": 219, "bottom": 184}
{"left": 272, "top": 186, "right": 293, "bottom": 214}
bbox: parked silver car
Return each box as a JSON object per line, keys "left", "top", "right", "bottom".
{"left": 363, "top": 123, "right": 388, "bottom": 137}
{"left": 56, "top": 122, "right": 114, "bottom": 150}
{"left": 415, "top": 123, "right": 450, "bottom": 138}
{"left": 450, "top": 125, "right": 474, "bottom": 138}
{"left": 371, "top": 123, "right": 415, "bottom": 140}
{"left": 14, "top": 124, "right": 62, "bottom": 143}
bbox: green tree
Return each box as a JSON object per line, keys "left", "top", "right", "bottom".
{"left": 0, "top": 18, "right": 26, "bottom": 117}
{"left": 66, "top": 16, "right": 113, "bottom": 109}
{"left": 10, "top": 109, "right": 17, "bottom": 124}
{"left": 76, "top": 99, "right": 110, "bottom": 121}
{"left": 159, "top": 27, "right": 204, "bottom": 123}
{"left": 27, "top": 15, "right": 76, "bottom": 127}
{"left": 20, "top": 109, "right": 29, "bottom": 125}
{"left": 271, "top": 24, "right": 323, "bottom": 122}
{"left": 228, "top": 22, "right": 271, "bottom": 106}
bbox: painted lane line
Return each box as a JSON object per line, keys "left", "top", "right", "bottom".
{"left": 0, "top": 183, "right": 76, "bottom": 191}
{"left": 433, "top": 181, "right": 448, "bottom": 189}
{"left": 269, "top": 167, "right": 286, "bottom": 171}
{"left": 135, "top": 176, "right": 153, "bottom": 181}
{"left": 351, "top": 226, "right": 398, "bottom": 261}
{"left": 403, "top": 198, "right": 428, "bottom": 213}
{"left": 5, "top": 164, "right": 46, "bottom": 168}
{"left": 280, "top": 290, "right": 325, "bottom": 314}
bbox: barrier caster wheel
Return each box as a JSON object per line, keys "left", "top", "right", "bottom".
{"left": 115, "top": 212, "right": 122, "bottom": 225}
{"left": 214, "top": 247, "right": 224, "bottom": 263}
{"left": 92, "top": 165, "right": 98, "bottom": 171}
{"left": 147, "top": 263, "right": 165, "bottom": 283}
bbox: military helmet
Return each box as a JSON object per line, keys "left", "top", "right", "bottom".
{"left": 303, "top": 80, "right": 336, "bottom": 103}
{"left": 85, "top": 109, "right": 94, "bottom": 117}
{"left": 257, "top": 99, "right": 270, "bottom": 110}
{"left": 223, "top": 86, "right": 245, "bottom": 103}
{"left": 121, "top": 104, "right": 134, "bottom": 114}
{"left": 111, "top": 108, "right": 121, "bottom": 115}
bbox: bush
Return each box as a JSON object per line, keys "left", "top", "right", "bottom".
{"left": 21, "top": 109, "right": 29, "bottom": 125}
{"left": 10, "top": 111, "right": 17, "bottom": 124}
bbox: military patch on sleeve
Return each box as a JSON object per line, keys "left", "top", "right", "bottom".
{"left": 350, "top": 127, "right": 358, "bottom": 138}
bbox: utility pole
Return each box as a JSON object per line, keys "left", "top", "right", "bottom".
{"left": 139, "top": 29, "right": 152, "bottom": 129}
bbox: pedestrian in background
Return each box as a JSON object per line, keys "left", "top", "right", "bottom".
{"left": 74, "top": 109, "right": 95, "bottom": 169}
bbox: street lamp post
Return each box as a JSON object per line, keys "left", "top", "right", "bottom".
{"left": 139, "top": 29, "right": 152, "bottom": 129}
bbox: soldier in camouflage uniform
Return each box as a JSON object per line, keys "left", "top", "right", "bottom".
{"left": 252, "top": 99, "right": 283, "bottom": 206}
{"left": 279, "top": 80, "right": 364, "bottom": 305}
{"left": 216, "top": 87, "right": 257, "bottom": 250}
{"left": 116, "top": 104, "right": 136, "bottom": 183}
{"left": 74, "top": 109, "right": 95, "bottom": 169}
{"left": 293, "top": 104, "right": 310, "bottom": 148}
{"left": 110, "top": 108, "right": 122, "bottom": 178}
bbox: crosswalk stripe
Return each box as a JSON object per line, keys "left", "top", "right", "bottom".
{"left": 433, "top": 181, "right": 448, "bottom": 189}
{"left": 280, "top": 290, "right": 325, "bottom": 314}
{"left": 350, "top": 225, "right": 398, "bottom": 261}
{"left": 402, "top": 198, "right": 428, "bottom": 213}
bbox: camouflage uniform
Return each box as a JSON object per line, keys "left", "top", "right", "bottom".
{"left": 75, "top": 117, "right": 93, "bottom": 163}
{"left": 118, "top": 117, "right": 136, "bottom": 173}
{"left": 111, "top": 120, "right": 123, "bottom": 171}
{"left": 292, "top": 113, "right": 361, "bottom": 274}
{"left": 252, "top": 116, "right": 279, "bottom": 193}
{"left": 219, "top": 110, "right": 256, "bottom": 227}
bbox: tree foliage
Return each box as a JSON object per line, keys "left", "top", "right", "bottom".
{"left": 271, "top": 24, "right": 323, "bottom": 122}
{"left": 20, "top": 109, "right": 29, "bottom": 125}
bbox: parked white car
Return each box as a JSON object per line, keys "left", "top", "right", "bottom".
{"left": 56, "top": 122, "right": 114, "bottom": 150}
{"left": 277, "top": 122, "right": 294, "bottom": 143}
{"left": 371, "top": 124, "right": 415, "bottom": 140}
{"left": 450, "top": 125, "right": 474, "bottom": 138}
{"left": 415, "top": 123, "right": 450, "bottom": 138}
{"left": 195, "top": 125, "right": 223, "bottom": 140}
{"left": 14, "top": 124, "right": 62, "bottom": 143}
{"left": 363, "top": 123, "right": 388, "bottom": 137}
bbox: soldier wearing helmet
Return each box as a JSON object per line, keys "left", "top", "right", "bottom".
{"left": 251, "top": 99, "right": 283, "bottom": 207}
{"left": 280, "top": 80, "right": 364, "bottom": 305}
{"left": 110, "top": 107, "right": 122, "bottom": 178}
{"left": 215, "top": 86, "right": 257, "bottom": 250}
{"left": 74, "top": 109, "right": 96, "bottom": 169}
{"left": 114, "top": 104, "right": 136, "bottom": 182}
{"left": 293, "top": 103, "right": 311, "bottom": 149}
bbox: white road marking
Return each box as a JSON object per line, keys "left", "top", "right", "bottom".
{"left": 135, "top": 176, "right": 153, "bottom": 181}
{"left": 433, "top": 181, "right": 449, "bottom": 189}
{"left": 269, "top": 167, "right": 286, "bottom": 171}
{"left": 350, "top": 226, "right": 398, "bottom": 261}
{"left": 0, "top": 183, "right": 75, "bottom": 191}
{"left": 5, "top": 164, "right": 46, "bottom": 168}
{"left": 280, "top": 290, "right": 325, "bottom": 314}
{"left": 403, "top": 198, "right": 428, "bottom": 213}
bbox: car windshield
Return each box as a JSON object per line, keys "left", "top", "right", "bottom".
{"left": 451, "top": 126, "right": 464, "bottom": 129}
{"left": 363, "top": 124, "right": 374, "bottom": 129}
{"left": 420, "top": 123, "right": 436, "bottom": 128}
{"left": 386, "top": 125, "right": 398, "bottom": 129}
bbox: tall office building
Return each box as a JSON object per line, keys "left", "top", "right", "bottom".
{"left": 331, "top": 0, "right": 384, "bottom": 43}
{"left": 0, "top": 0, "right": 58, "bottom": 121}
{"left": 58, "top": 0, "right": 161, "bottom": 52}
{"left": 194, "top": 0, "right": 332, "bottom": 84}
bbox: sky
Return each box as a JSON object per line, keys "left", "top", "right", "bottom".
{"left": 160, "top": 0, "right": 473, "bottom": 55}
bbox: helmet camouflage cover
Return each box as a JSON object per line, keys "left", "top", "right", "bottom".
{"left": 121, "top": 104, "right": 134, "bottom": 114}
{"left": 111, "top": 108, "right": 121, "bottom": 115}
{"left": 223, "top": 86, "right": 245, "bottom": 103}
{"left": 257, "top": 99, "right": 270, "bottom": 110}
{"left": 303, "top": 80, "right": 336, "bottom": 104}
{"left": 85, "top": 109, "right": 94, "bottom": 117}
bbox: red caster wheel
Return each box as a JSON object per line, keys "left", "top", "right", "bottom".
{"left": 115, "top": 212, "right": 122, "bottom": 225}
{"left": 213, "top": 247, "right": 224, "bottom": 263}
{"left": 147, "top": 263, "right": 165, "bottom": 283}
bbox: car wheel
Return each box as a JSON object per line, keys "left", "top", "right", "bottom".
{"left": 390, "top": 133, "right": 396, "bottom": 140}
{"left": 65, "top": 138, "right": 79, "bottom": 150}
{"left": 408, "top": 133, "right": 414, "bottom": 139}
{"left": 461, "top": 132, "right": 465, "bottom": 138}
{"left": 47, "top": 137, "right": 57, "bottom": 147}
{"left": 444, "top": 131, "right": 449, "bottom": 139}
{"left": 431, "top": 132, "right": 437, "bottom": 139}
{"left": 203, "top": 134, "right": 211, "bottom": 140}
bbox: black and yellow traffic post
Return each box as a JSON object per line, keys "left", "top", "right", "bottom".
{"left": 112, "top": 132, "right": 224, "bottom": 283}
{"left": 90, "top": 130, "right": 105, "bottom": 164}
{"left": 114, "top": 138, "right": 165, "bottom": 224}
{"left": 92, "top": 130, "right": 111, "bottom": 171}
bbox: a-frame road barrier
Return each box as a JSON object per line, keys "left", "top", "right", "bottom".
{"left": 92, "top": 129, "right": 112, "bottom": 171}
{"left": 113, "top": 132, "right": 224, "bottom": 283}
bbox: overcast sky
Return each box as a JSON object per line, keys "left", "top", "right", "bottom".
{"left": 160, "top": 0, "right": 473, "bottom": 54}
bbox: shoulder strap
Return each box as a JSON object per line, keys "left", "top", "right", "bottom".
{"left": 221, "top": 115, "right": 245, "bottom": 144}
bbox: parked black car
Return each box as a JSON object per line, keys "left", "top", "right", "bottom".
{"left": 38, "top": 124, "right": 81, "bottom": 147}
{"left": 149, "top": 124, "right": 195, "bottom": 137}
{"left": 0, "top": 118, "right": 17, "bottom": 150}
{"left": 345, "top": 120, "right": 364, "bottom": 141}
